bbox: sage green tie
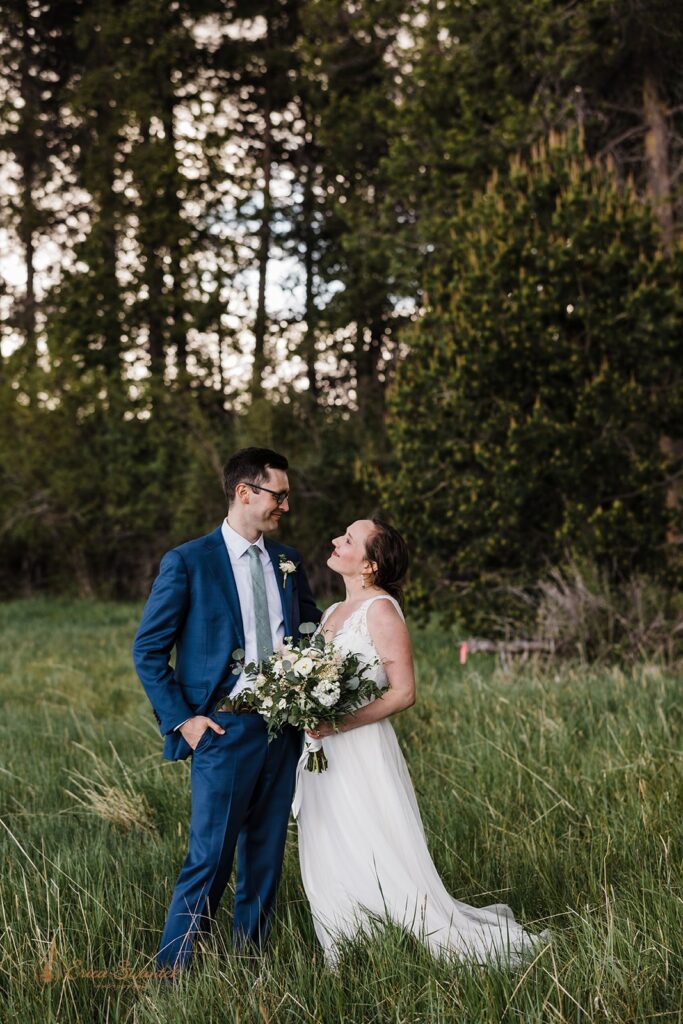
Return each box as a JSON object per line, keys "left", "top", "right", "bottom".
{"left": 247, "top": 545, "right": 274, "bottom": 664}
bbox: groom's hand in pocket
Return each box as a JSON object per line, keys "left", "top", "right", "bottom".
{"left": 180, "top": 716, "right": 225, "bottom": 750}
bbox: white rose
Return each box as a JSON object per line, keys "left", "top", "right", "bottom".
{"left": 255, "top": 673, "right": 267, "bottom": 688}
{"left": 292, "top": 656, "right": 314, "bottom": 677}
{"left": 281, "top": 559, "right": 296, "bottom": 574}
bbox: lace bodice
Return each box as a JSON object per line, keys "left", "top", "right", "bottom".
{"left": 319, "top": 595, "right": 405, "bottom": 689}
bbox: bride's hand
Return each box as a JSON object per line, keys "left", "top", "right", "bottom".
{"left": 306, "top": 723, "right": 335, "bottom": 740}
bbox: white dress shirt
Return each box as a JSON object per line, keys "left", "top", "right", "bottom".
{"left": 175, "top": 520, "right": 286, "bottom": 730}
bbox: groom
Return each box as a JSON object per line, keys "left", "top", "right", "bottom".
{"left": 132, "top": 447, "right": 320, "bottom": 973}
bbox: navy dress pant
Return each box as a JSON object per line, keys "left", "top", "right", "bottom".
{"left": 156, "top": 712, "right": 300, "bottom": 971}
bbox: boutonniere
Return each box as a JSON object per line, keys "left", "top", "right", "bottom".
{"left": 278, "top": 554, "right": 298, "bottom": 590}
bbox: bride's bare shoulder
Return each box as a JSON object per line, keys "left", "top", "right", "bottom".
{"left": 366, "top": 595, "right": 406, "bottom": 632}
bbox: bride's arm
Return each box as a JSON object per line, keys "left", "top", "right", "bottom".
{"left": 310, "top": 600, "right": 415, "bottom": 737}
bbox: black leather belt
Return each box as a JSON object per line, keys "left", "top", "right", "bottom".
{"left": 213, "top": 696, "right": 258, "bottom": 715}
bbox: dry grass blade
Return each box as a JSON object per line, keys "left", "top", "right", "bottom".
{"left": 64, "top": 742, "right": 157, "bottom": 835}
{"left": 479, "top": 558, "right": 682, "bottom": 669}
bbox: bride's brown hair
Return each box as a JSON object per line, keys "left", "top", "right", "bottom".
{"left": 364, "top": 518, "right": 409, "bottom": 607}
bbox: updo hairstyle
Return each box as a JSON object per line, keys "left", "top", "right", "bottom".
{"left": 364, "top": 518, "right": 409, "bottom": 607}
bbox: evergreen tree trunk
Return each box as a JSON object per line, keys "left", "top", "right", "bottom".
{"left": 643, "top": 71, "right": 673, "bottom": 249}
{"left": 98, "top": 158, "right": 121, "bottom": 381}
{"left": 18, "top": 152, "right": 36, "bottom": 357}
{"left": 140, "top": 121, "right": 166, "bottom": 382}
{"left": 87, "top": 100, "right": 122, "bottom": 385}
{"left": 161, "top": 90, "right": 187, "bottom": 378}
{"left": 302, "top": 151, "right": 318, "bottom": 401}
{"left": 252, "top": 102, "right": 272, "bottom": 400}
{"left": 18, "top": 1, "right": 38, "bottom": 363}
{"left": 355, "top": 319, "right": 385, "bottom": 423}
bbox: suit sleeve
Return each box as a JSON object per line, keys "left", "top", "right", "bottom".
{"left": 296, "top": 559, "right": 322, "bottom": 626}
{"left": 132, "top": 550, "right": 194, "bottom": 735}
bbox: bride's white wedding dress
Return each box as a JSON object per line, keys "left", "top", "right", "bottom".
{"left": 293, "top": 595, "right": 549, "bottom": 967}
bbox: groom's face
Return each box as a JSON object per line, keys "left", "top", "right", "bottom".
{"left": 246, "top": 467, "right": 290, "bottom": 534}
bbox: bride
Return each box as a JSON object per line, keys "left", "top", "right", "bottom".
{"left": 293, "top": 517, "right": 548, "bottom": 967}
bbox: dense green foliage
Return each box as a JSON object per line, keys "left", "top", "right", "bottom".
{"left": 383, "top": 135, "right": 683, "bottom": 628}
{"left": 1, "top": 1, "right": 682, "bottom": 618}
{"left": 1, "top": 599, "right": 681, "bottom": 1021}
{"left": 0, "top": 382, "right": 372, "bottom": 597}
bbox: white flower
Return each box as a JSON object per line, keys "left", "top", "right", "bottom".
{"left": 278, "top": 555, "right": 298, "bottom": 589}
{"left": 262, "top": 696, "right": 274, "bottom": 708}
{"left": 277, "top": 698, "right": 287, "bottom": 709}
{"left": 255, "top": 673, "right": 267, "bottom": 689}
{"left": 292, "top": 656, "right": 314, "bottom": 677}
{"left": 312, "top": 680, "right": 340, "bottom": 707}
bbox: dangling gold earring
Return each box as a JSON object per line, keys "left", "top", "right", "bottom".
{"left": 361, "top": 566, "right": 375, "bottom": 589}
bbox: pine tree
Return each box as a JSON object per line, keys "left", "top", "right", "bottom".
{"left": 0, "top": 0, "right": 84, "bottom": 382}
{"left": 384, "top": 0, "right": 683, "bottom": 300}
{"left": 382, "top": 133, "right": 683, "bottom": 627}
{"left": 295, "top": 0, "right": 408, "bottom": 425}
{"left": 212, "top": 0, "right": 303, "bottom": 399}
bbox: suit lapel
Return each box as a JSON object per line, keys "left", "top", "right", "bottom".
{"left": 266, "top": 539, "right": 293, "bottom": 638}
{"left": 205, "top": 527, "right": 245, "bottom": 647}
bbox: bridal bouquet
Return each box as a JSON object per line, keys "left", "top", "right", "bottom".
{"left": 230, "top": 623, "right": 383, "bottom": 772}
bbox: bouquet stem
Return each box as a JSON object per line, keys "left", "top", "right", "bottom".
{"left": 305, "top": 747, "right": 329, "bottom": 773}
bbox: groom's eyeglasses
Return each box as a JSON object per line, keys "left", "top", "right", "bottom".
{"left": 244, "top": 482, "right": 290, "bottom": 506}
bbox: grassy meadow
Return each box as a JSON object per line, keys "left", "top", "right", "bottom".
{"left": 0, "top": 597, "right": 682, "bottom": 1023}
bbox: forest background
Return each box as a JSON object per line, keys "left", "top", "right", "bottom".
{"left": 1, "top": 0, "right": 682, "bottom": 643}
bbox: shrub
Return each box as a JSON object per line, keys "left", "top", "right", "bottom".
{"left": 382, "top": 132, "right": 683, "bottom": 629}
{"left": 531, "top": 558, "right": 683, "bottom": 664}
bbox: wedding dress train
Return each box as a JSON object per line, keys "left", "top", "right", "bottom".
{"left": 293, "top": 595, "right": 549, "bottom": 967}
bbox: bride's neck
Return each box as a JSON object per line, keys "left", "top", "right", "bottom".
{"left": 343, "top": 577, "right": 380, "bottom": 603}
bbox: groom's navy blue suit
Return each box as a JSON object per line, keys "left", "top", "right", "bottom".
{"left": 132, "top": 524, "right": 320, "bottom": 970}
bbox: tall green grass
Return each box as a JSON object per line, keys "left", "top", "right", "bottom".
{"left": 1, "top": 598, "right": 681, "bottom": 1022}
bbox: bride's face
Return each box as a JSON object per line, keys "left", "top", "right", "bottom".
{"left": 327, "top": 520, "right": 376, "bottom": 579}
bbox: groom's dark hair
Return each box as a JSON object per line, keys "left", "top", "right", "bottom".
{"left": 223, "top": 447, "right": 289, "bottom": 506}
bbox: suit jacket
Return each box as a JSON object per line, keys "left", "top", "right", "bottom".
{"left": 132, "top": 525, "right": 321, "bottom": 761}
